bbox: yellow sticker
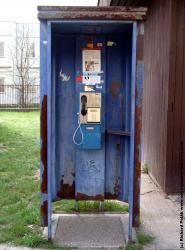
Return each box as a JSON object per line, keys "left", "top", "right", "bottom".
{"left": 84, "top": 85, "right": 95, "bottom": 92}
{"left": 107, "top": 41, "right": 115, "bottom": 46}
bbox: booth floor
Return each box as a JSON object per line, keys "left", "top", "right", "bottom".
{"left": 52, "top": 214, "right": 128, "bottom": 249}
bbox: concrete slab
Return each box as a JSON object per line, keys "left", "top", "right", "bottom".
{"left": 140, "top": 173, "right": 185, "bottom": 250}
{"left": 53, "top": 214, "right": 128, "bottom": 249}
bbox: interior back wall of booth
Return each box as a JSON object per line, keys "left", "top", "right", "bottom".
{"left": 49, "top": 24, "right": 132, "bottom": 202}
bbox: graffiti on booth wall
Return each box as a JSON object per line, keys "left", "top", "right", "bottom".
{"left": 59, "top": 69, "right": 70, "bottom": 82}
{"left": 82, "top": 160, "right": 101, "bottom": 174}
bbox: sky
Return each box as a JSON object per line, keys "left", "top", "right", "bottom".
{"left": 0, "top": 0, "right": 98, "bottom": 23}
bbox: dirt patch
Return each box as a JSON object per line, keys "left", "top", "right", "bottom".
{"left": 34, "top": 169, "right": 40, "bottom": 180}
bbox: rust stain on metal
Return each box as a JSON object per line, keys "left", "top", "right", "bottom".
{"left": 132, "top": 22, "right": 144, "bottom": 228}
{"left": 38, "top": 13, "right": 146, "bottom": 21}
{"left": 136, "top": 34, "right": 144, "bottom": 61}
{"left": 109, "top": 81, "right": 120, "bottom": 97}
{"left": 114, "top": 177, "right": 121, "bottom": 197}
{"left": 105, "top": 178, "right": 121, "bottom": 199}
{"left": 38, "top": 6, "right": 147, "bottom": 12}
{"left": 133, "top": 89, "right": 142, "bottom": 227}
{"left": 76, "top": 192, "right": 104, "bottom": 201}
{"left": 40, "top": 95, "right": 48, "bottom": 227}
{"left": 105, "top": 192, "right": 117, "bottom": 199}
{"left": 57, "top": 177, "right": 75, "bottom": 199}
{"left": 41, "top": 95, "right": 47, "bottom": 193}
{"left": 41, "top": 200, "right": 48, "bottom": 226}
{"left": 38, "top": 6, "right": 147, "bottom": 21}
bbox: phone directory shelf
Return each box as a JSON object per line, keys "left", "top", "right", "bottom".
{"left": 106, "top": 129, "right": 130, "bottom": 136}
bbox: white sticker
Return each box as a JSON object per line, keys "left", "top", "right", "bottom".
{"left": 83, "top": 49, "right": 101, "bottom": 73}
{"left": 96, "top": 85, "right": 102, "bottom": 89}
{"left": 83, "top": 75, "right": 101, "bottom": 85}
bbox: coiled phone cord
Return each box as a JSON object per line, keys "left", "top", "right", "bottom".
{"left": 73, "top": 113, "right": 84, "bottom": 146}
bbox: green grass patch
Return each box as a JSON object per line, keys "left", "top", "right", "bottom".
{"left": 0, "top": 112, "right": 73, "bottom": 249}
{"left": 137, "top": 232, "right": 154, "bottom": 245}
{"left": 124, "top": 244, "right": 142, "bottom": 250}
{"left": 0, "top": 112, "right": 128, "bottom": 249}
{"left": 123, "top": 232, "right": 154, "bottom": 250}
{"left": 53, "top": 200, "right": 128, "bottom": 213}
{"left": 141, "top": 163, "right": 150, "bottom": 174}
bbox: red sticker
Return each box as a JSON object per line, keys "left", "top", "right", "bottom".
{"left": 76, "top": 75, "right": 82, "bottom": 82}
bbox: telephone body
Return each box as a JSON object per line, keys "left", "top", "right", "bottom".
{"left": 75, "top": 92, "right": 102, "bottom": 150}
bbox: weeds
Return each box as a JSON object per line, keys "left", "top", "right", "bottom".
{"left": 141, "top": 163, "right": 149, "bottom": 174}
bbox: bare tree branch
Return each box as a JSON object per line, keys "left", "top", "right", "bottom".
{"left": 8, "top": 24, "right": 38, "bottom": 108}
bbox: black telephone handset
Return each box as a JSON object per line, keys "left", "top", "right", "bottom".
{"left": 81, "top": 95, "right": 87, "bottom": 116}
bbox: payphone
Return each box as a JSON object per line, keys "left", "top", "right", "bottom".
{"left": 73, "top": 92, "right": 102, "bottom": 149}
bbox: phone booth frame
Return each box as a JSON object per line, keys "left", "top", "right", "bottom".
{"left": 38, "top": 6, "right": 146, "bottom": 242}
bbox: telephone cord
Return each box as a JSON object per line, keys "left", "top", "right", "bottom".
{"left": 73, "top": 113, "right": 84, "bottom": 146}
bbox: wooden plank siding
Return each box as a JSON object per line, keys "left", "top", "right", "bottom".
{"left": 166, "top": 0, "right": 185, "bottom": 193}
{"left": 142, "top": 0, "right": 171, "bottom": 191}
{"left": 142, "top": 0, "right": 185, "bottom": 193}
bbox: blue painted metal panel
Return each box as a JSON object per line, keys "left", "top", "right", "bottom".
{"left": 128, "top": 22, "right": 137, "bottom": 241}
{"left": 75, "top": 36, "right": 106, "bottom": 200}
{"left": 122, "top": 32, "right": 132, "bottom": 201}
{"left": 51, "top": 34, "right": 57, "bottom": 200}
{"left": 105, "top": 35, "right": 131, "bottom": 200}
{"left": 44, "top": 31, "right": 134, "bottom": 202}
{"left": 80, "top": 124, "right": 102, "bottom": 150}
{"left": 46, "top": 21, "right": 52, "bottom": 240}
{"left": 54, "top": 35, "right": 76, "bottom": 199}
{"left": 40, "top": 20, "right": 48, "bottom": 227}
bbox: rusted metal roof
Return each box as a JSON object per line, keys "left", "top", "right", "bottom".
{"left": 38, "top": 6, "right": 147, "bottom": 21}
{"left": 98, "top": 0, "right": 149, "bottom": 6}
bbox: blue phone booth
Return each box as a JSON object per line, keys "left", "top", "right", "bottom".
{"left": 38, "top": 6, "right": 145, "bottom": 242}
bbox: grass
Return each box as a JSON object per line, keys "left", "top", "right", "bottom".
{"left": 123, "top": 232, "right": 154, "bottom": 250}
{"left": 141, "top": 163, "right": 150, "bottom": 174}
{"left": 53, "top": 200, "right": 128, "bottom": 213}
{"left": 0, "top": 112, "right": 128, "bottom": 249}
{"left": 137, "top": 233, "right": 154, "bottom": 245}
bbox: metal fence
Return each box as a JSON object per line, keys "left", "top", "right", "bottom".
{"left": 0, "top": 84, "right": 40, "bottom": 110}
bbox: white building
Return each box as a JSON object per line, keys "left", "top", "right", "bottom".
{"left": 0, "top": 21, "right": 39, "bottom": 108}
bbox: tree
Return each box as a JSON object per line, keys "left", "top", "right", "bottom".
{"left": 10, "top": 23, "right": 38, "bottom": 108}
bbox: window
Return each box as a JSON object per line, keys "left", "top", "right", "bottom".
{"left": 0, "top": 41, "right": 4, "bottom": 57}
{"left": 0, "top": 77, "right": 5, "bottom": 93}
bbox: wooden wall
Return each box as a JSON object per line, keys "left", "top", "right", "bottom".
{"left": 142, "top": 0, "right": 171, "bottom": 191}
{"left": 166, "top": 0, "right": 185, "bottom": 193}
{"left": 142, "top": 0, "right": 185, "bottom": 193}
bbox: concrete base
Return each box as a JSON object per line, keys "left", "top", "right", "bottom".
{"left": 141, "top": 173, "right": 185, "bottom": 249}
{"left": 45, "top": 213, "right": 134, "bottom": 249}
